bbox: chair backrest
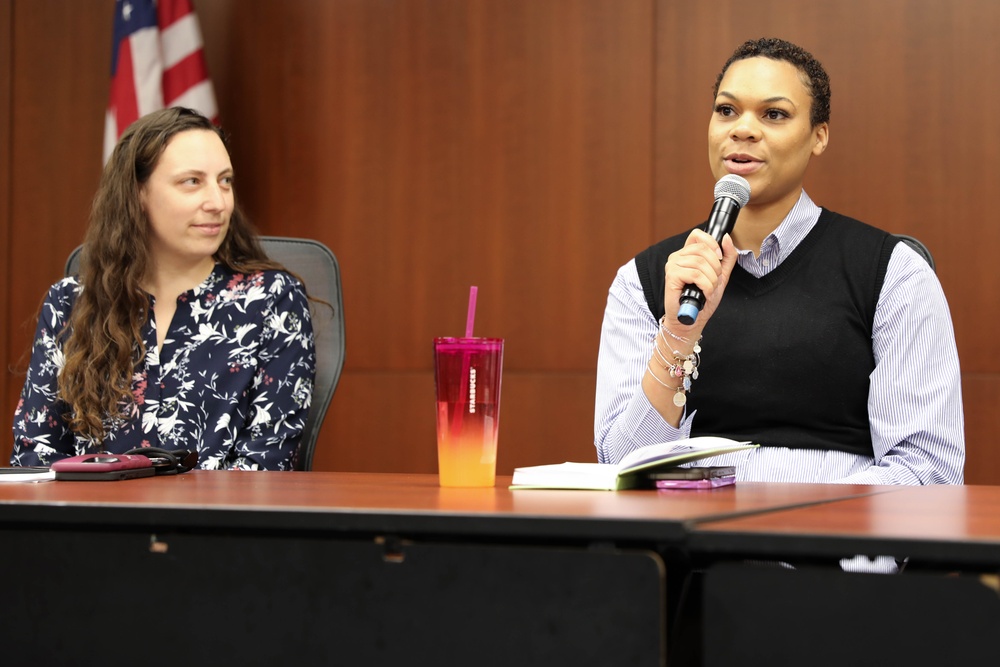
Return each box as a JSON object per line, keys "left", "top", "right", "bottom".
{"left": 64, "top": 236, "right": 345, "bottom": 471}
{"left": 893, "top": 234, "right": 935, "bottom": 272}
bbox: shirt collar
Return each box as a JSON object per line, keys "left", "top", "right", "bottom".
{"left": 736, "top": 189, "right": 821, "bottom": 264}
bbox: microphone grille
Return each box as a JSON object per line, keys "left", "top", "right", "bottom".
{"left": 714, "top": 174, "right": 751, "bottom": 208}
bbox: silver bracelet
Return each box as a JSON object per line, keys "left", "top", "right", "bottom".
{"left": 658, "top": 315, "right": 700, "bottom": 345}
{"left": 646, "top": 362, "right": 689, "bottom": 407}
{"left": 649, "top": 335, "right": 702, "bottom": 408}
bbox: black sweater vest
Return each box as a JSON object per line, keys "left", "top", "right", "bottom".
{"left": 634, "top": 209, "right": 898, "bottom": 457}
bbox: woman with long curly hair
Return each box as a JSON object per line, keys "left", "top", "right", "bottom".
{"left": 12, "top": 107, "right": 316, "bottom": 470}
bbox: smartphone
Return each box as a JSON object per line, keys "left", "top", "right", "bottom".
{"left": 648, "top": 466, "right": 736, "bottom": 490}
{"left": 647, "top": 466, "right": 735, "bottom": 480}
{"left": 51, "top": 454, "right": 155, "bottom": 481}
{"left": 655, "top": 476, "right": 736, "bottom": 490}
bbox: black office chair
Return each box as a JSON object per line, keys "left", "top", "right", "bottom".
{"left": 65, "top": 236, "right": 345, "bottom": 471}
{"left": 893, "top": 234, "right": 935, "bottom": 272}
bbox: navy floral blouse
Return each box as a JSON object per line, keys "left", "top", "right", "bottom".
{"left": 11, "top": 265, "right": 316, "bottom": 470}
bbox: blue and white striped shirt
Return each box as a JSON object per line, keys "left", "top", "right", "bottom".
{"left": 595, "top": 191, "right": 965, "bottom": 485}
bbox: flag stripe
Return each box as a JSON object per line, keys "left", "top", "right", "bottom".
{"left": 161, "top": 14, "right": 204, "bottom": 68}
{"left": 170, "top": 81, "right": 218, "bottom": 120}
{"left": 157, "top": 0, "right": 191, "bottom": 29}
{"left": 163, "top": 51, "right": 209, "bottom": 104}
{"left": 108, "top": 38, "right": 139, "bottom": 137}
{"left": 130, "top": 29, "right": 165, "bottom": 117}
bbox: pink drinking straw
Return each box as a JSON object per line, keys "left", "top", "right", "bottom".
{"left": 454, "top": 286, "right": 478, "bottom": 438}
{"left": 465, "top": 286, "right": 478, "bottom": 338}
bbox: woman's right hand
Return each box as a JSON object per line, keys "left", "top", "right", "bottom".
{"left": 661, "top": 228, "right": 738, "bottom": 337}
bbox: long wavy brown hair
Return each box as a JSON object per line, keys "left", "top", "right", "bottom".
{"left": 59, "top": 107, "right": 286, "bottom": 443}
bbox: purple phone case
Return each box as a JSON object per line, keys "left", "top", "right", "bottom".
{"left": 51, "top": 454, "right": 153, "bottom": 472}
{"left": 655, "top": 475, "right": 736, "bottom": 490}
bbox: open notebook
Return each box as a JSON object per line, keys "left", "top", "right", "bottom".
{"left": 0, "top": 467, "right": 56, "bottom": 483}
{"left": 510, "top": 437, "right": 757, "bottom": 490}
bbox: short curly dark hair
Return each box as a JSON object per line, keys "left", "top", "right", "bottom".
{"left": 713, "top": 38, "right": 831, "bottom": 127}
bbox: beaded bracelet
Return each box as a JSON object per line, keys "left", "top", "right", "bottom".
{"left": 650, "top": 325, "right": 702, "bottom": 407}
{"left": 658, "top": 316, "right": 699, "bottom": 345}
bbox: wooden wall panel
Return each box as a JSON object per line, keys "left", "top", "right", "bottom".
{"left": 3, "top": 0, "right": 998, "bottom": 484}
{"left": 199, "top": 0, "right": 653, "bottom": 370}
{"left": 2, "top": 0, "right": 113, "bottom": 465}
{"left": 0, "top": 0, "right": 11, "bottom": 464}
{"left": 196, "top": 0, "right": 654, "bottom": 471}
{"left": 963, "top": 375, "right": 1000, "bottom": 485}
{"left": 324, "top": 370, "right": 595, "bottom": 474}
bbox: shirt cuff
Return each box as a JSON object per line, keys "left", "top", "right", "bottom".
{"left": 623, "top": 387, "right": 695, "bottom": 444}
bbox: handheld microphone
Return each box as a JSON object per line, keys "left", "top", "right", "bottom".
{"left": 676, "top": 174, "right": 751, "bottom": 325}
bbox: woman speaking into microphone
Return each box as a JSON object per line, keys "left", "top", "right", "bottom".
{"left": 594, "top": 37, "right": 963, "bottom": 488}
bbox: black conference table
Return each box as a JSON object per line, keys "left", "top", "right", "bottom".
{"left": 0, "top": 471, "right": 892, "bottom": 666}
{"left": 686, "top": 484, "right": 1000, "bottom": 666}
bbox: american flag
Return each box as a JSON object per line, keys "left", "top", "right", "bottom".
{"left": 103, "top": 0, "right": 218, "bottom": 163}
